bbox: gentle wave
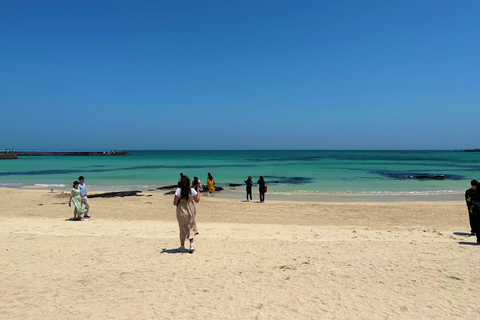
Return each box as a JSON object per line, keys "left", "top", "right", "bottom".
{"left": 270, "top": 190, "right": 463, "bottom": 196}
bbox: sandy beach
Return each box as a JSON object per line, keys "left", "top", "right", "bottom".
{"left": 1, "top": 187, "right": 479, "bottom": 319}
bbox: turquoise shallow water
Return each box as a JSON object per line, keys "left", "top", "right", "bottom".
{"left": 0, "top": 150, "right": 478, "bottom": 194}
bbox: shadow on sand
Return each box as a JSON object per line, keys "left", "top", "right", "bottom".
{"left": 453, "top": 232, "right": 473, "bottom": 236}
{"left": 458, "top": 241, "right": 479, "bottom": 246}
{"left": 161, "top": 248, "right": 187, "bottom": 254}
{"left": 65, "top": 218, "right": 84, "bottom": 222}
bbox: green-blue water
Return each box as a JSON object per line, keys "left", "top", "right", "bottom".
{"left": 1, "top": 150, "right": 479, "bottom": 194}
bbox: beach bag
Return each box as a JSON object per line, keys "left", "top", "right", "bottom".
{"left": 264, "top": 185, "right": 267, "bottom": 193}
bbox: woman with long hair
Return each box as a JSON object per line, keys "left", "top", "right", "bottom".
{"left": 173, "top": 175, "right": 200, "bottom": 253}
{"left": 257, "top": 176, "right": 266, "bottom": 203}
{"left": 68, "top": 181, "right": 86, "bottom": 220}
{"left": 207, "top": 172, "right": 215, "bottom": 196}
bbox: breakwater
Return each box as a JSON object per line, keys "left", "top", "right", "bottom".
{"left": 16, "top": 150, "right": 130, "bottom": 156}
{"left": 0, "top": 153, "right": 17, "bottom": 159}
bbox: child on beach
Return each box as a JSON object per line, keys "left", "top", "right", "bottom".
{"left": 69, "top": 181, "right": 86, "bottom": 221}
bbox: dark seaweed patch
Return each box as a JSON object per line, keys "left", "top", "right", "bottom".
{"left": 371, "top": 170, "right": 465, "bottom": 180}
{"left": 263, "top": 176, "right": 313, "bottom": 184}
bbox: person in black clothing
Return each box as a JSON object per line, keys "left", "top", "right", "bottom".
{"left": 257, "top": 176, "right": 266, "bottom": 203}
{"left": 469, "top": 181, "right": 480, "bottom": 244}
{"left": 245, "top": 176, "right": 253, "bottom": 202}
{"left": 465, "top": 179, "right": 478, "bottom": 235}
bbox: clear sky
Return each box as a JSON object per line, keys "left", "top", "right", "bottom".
{"left": 1, "top": 0, "right": 479, "bottom": 150}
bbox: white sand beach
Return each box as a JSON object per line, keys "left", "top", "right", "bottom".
{"left": 0, "top": 187, "right": 479, "bottom": 319}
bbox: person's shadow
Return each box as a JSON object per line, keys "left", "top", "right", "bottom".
{"left": 160, "top": 248, "right": 187, "bottom": 254}
{"left": 65, "top": 218, "right": 83, "bottom": 221}
{"left": 453, "top": 232, "right": 473, "bottom": 236}
{"left": 458, "top": 241, "right": 479, "bottom": 246}
{"left": 454, "top": 232, "right": 479, "bottom": 245}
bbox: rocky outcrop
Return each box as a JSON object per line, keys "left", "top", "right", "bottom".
{"left": 88, "top": 191, "right": 142, "bottom": 198}
{"left": 200, "top": 186, "right": 224, "bottom": 192}
{"left": 157, "top": 185, "right": 179, "bottom": 190}
{"left": 164, "top": 186, "right": 224, "bottom": 195}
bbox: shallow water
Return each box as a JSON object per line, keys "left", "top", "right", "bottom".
{"left": 0, "top": 150, "right": 478, "bottom": 195}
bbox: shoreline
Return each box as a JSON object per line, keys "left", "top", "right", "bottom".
{"left": 3, "top": 185, "right": 465, "bottom": 202}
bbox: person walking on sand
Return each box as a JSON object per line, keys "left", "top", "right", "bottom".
{"left": 465, "top": 179, "right": 478, "bottom": 235}
{"left": 78, "top": 176, "right": 90, "bottom": 218}
{"left": 69, "top": 181, "right": 86, "bottom": 221}
{"left": 245, "top": 176, "right": 253, "bottom": 202}
{"left": 207, "top": 172, "right": 215, "bottom": 196}
{"left": 173, "top": 175, "right": 200, "bottom": 253}
{"left": 257, "top": 176, "right": 266, "bottom": 203}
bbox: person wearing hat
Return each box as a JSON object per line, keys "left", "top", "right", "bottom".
{"left": 244, "top": 176, "right": 253, "bottom": 202}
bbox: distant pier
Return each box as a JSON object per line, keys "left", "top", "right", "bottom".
{"left": 12, "top": 150, "right": 130, "bottom": 157}
{"left": 0, "top": 153, "right": 18, "bottom": 159}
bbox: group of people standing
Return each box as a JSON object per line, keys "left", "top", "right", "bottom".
{"left": 465, "top": 179, "right": 480, "bottom": 243}
{"left": 172, "top": 173, "right": 267, "bottom": 253}
{"left": 244, "top": 176, "right": 267, "bottom": 202}
{"left": 67, "top": 174, "right": 480, "bottom": 256}
{"left": 178, "top": 172, "right": 216, "bottom": 196}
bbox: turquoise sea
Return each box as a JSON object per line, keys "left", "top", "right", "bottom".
{"left": 1, "top": 150, "right": 479, "bottom": 195}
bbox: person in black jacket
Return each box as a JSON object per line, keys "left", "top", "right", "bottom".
{"left": 244, "top": 176, "right": 253, "bottom": 202}
{"left": 465, "top": 179, "right": 478, "bottom": 235}
{"left": 469, "top": 180, "right": 480, "bottom": 243}
{"left": 257, "top": 176, "right": 266, "bottom": 203}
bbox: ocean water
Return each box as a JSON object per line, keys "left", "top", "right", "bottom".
{"left": 0, "top": 150, "right": 479, "bottom": 195}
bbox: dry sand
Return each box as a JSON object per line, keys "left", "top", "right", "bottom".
{"left": 0, "top": 187, "right": 479, "bottom": 319}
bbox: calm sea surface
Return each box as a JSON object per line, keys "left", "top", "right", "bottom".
{"left": 1, "top": 150, "right": 479, "bottom": 195}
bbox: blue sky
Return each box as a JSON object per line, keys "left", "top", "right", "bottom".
{"left": 1, "top": 0, "right": 479, "bottom": 150}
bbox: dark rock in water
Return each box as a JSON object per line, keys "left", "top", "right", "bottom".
{"left": 200, "top": 186, "right": 224, "bottom": 192}
{"left": 372, "top": 170, "right": 463, "bottom": 181}
{"left": 409, "top": 174, "right": 446, "bottom": 180}
{"left": 461, "top": 148, "right": 480, "bottom": 152}
{"left": 148, "top": 189, "right": 155, "bottom": 191}
{"left": 88, "top": 191, "right": 142, "bottom": 198}
{"left": 157, "top": 185, "right": 179, "bottom": 190}
{"left": 164, "top": 191, "right": 176, "bottom": 195}
{"left": 263, "top": 176, "right": 313, "bottom": 185}
{"left": 229, "top": 183, "right": 243, "bottom": 187}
